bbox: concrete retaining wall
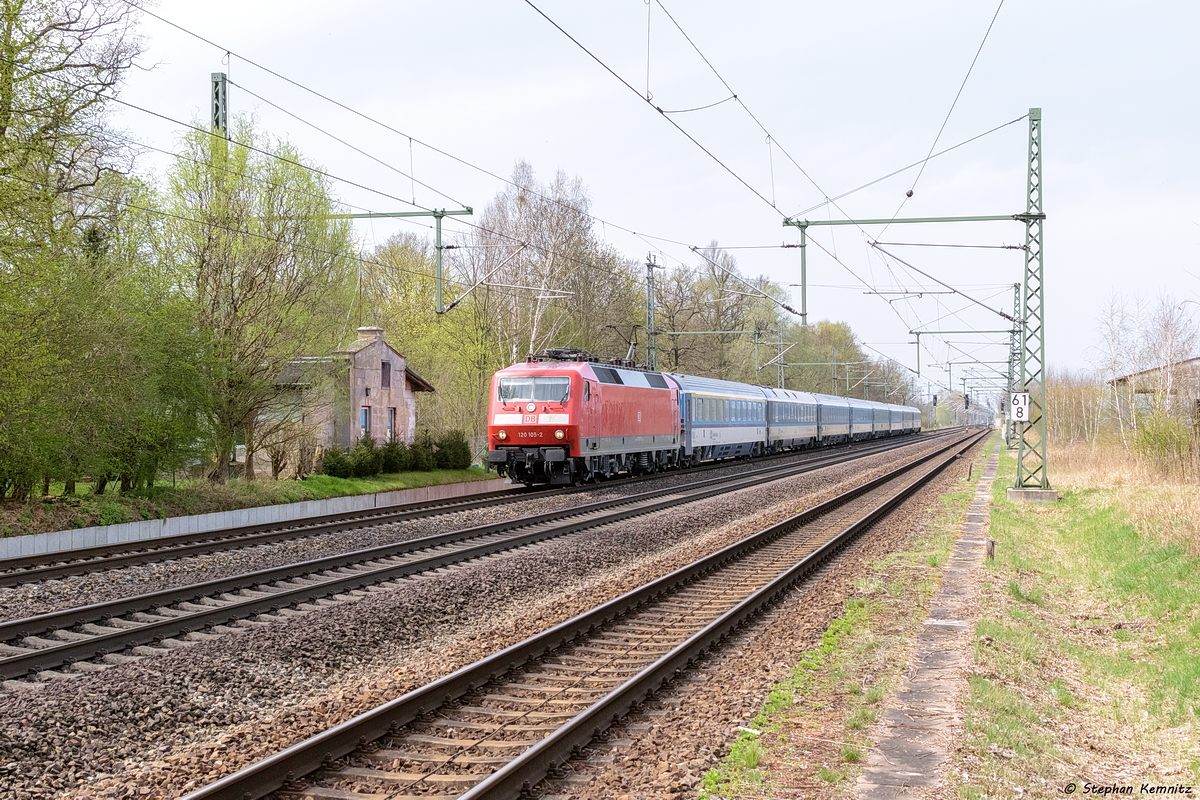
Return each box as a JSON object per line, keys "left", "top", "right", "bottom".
{"left": 0, "top": 478, "right": 510, "bottom": 559}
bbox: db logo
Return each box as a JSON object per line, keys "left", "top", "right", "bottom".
{"left": 522, "top": 414, "right": 537, "bottom": 424}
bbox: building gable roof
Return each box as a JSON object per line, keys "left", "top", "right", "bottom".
{"left": 1110, "top": 356, "right": 1200, "bottom": 386}
{"left": 280, "top": 327, "right": 435, "bottom": 392}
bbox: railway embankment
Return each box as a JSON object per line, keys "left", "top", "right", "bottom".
{"left": 701, "top": 434, "right": 1200, "bottom": 799}
{"left": 0, "top": 468, "right": 499, "bottom": 555}
{"left": 0, "top": 437, "right": 954, "bottom": 800}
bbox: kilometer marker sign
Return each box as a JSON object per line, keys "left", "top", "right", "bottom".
{"left": 1010, "top": 392, "right": 1031, "bottom": 422}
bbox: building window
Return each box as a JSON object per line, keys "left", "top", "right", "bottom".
{"left": 360, "top": 407, "right": 371, "bottom": 439}
{"left": 381, "top": 361, "right": 391, "bottom": 389}
{"left": 387, "top": 407, "right": 396, "bottom": 441}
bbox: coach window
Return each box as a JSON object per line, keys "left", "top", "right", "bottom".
{"left": 584, "top": 381, "right": 590, "bottom": 401}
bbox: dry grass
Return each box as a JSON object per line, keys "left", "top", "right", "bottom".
{"left": 1052, "top": 441, "right": 1200, "bottom": 557}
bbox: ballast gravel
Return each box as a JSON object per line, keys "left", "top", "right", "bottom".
{"left": 0, "top": 436, "right": 958, "bottom": 800}
{"left": 0, "top": 445, "right": 859, "bottom": 623}
{"left": 557, "top": 449, "right": 980, "bottom": 799}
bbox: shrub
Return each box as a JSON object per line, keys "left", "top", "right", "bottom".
{"left": 1134, "top": 413, "right": 1193, "bottom": 473}
{"left": 409, "top": 433, "right": 435, "bottom": 471}
{"left": 381, "top": 438, "right": 410, "bottom": 473}
{"left": 320, "top": 447, "right": 353, "bottom": 478}
{"left": 350, "top": 436, "right": 384, "bottom": 478}
{"left": 434, "top": 430, "right": 473, "bottom": 470}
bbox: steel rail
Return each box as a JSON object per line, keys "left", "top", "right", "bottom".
{"left": 0, "top": 431, "right": 953, "bottom": 587}
{"left": 0, "top": 434, "right": 945, "bottom": 680}
{"left": 0, "top": 487, "right": 540, "bottom": 588}
{"left": 464, "top": 429, "right": 987, "bottom": 800}
{"left": 179, "top": 429, "right": 985, "bottom": 800}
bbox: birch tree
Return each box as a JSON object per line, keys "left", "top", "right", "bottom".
{"left": 162, "top": 118, "right": 355, "bottom": 481}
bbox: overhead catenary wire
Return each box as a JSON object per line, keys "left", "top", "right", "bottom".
{"left": 0, "top": 54, "right": 439, "bottom": 217}
{"left": 94, "top": 127, "right": 415, "bottom": 224}
{"left": 790, "top": 115, "right": 1027, "bottom": 218}
{"left": 650, "top": 0, "right": 831, "bottom": 206}
{"left": 871, "top": 243, "right": 1015, "bottom": 322}
{"left": 119, "top": 0, "right": 704, "bottom": 267}
{"left": 0, "top": 172, "right": 450, "bottom": 287}
{"left": 119, "top": 0, "right": 1010, "bottom": 373}
{"left": 0, "top": 54, "right": 656, "bottom": 302}
{"left": 228, "top": 77, "right": 471, "bottom": 209}
{"left": 877, "top": 0, "right": 1006, "bottom": 238}
{"left": 598, "top": 2, "right": 1022, "bottom": 370}
{"left": 523, "top": 0, "right": 782, "bottom": 214}
{"left": 907, "top": 0, "right": 1007, "bottom": 197}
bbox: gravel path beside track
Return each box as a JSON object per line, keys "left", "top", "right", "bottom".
{"left": 0, "top": 436, "right": 954, "bottom": 800}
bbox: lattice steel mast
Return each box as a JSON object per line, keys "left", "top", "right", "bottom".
{"left": 1014, "top": 108, "right": 1049, "bottom": 490}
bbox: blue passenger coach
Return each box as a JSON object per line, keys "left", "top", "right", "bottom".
{"left": 669, "top": 373, "right": 769, "bottom": 464}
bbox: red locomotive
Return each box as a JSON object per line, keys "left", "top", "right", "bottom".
{"left": 486, "top": 349, "right": 681, "bottom": 485}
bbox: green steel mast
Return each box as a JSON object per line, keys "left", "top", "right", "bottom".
{"left": 1014, "top": 108, "right": 1050, "bottom": 491}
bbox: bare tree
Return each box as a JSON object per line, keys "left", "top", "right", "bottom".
{"left": 162, "top": 118, "right": 355, "bottom": 481}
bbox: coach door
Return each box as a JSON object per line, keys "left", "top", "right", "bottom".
{"left": 582, "top": 380, "right": 599, "bottom": 449}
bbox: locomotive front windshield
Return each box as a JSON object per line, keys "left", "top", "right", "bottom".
{"left": 498, "top": 376, "right": 571, "bottom": 403}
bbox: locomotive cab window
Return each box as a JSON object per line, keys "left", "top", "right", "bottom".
{"left": 498, "top": 377, "right": 570, "bottom": 403}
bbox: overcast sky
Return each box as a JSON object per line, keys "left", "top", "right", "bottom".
{"left": 112, "top": 0, "right": 1200, "bottom": 397}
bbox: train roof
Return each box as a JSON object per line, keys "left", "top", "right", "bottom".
{"left": 662, "top": 372, "right": 769, "bottom": 400}
{"left": 761, "top": 387, "right": 821, "bottom": 403}
{"left": 496, "top": 360, "right": 678, "bottom": 390}
{"left": 496, "top": 360, "right": 920, "bottom": 414}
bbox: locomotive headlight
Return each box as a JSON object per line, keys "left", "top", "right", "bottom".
{"left": 555, "top": 430, "right": 565, "bottom": 439}
{"left": 497, "top": 430, "right": 507, "bottom": 440}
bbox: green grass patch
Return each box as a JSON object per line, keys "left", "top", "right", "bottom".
{"left": 0, "top": 467, "right": 494, "bottom": 538}
{"left": 955, "top": 446, "right": 1200, "bottom": 794}
{"left": 298, "top": 467, "right": 491, "bottom": 499}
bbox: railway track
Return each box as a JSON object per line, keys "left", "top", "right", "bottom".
{"left": 0, "top": 486, "right": 540, "bottom": 589}
{"left": 0, "top": 432, "right": 956, "bottom": 683}
{"left": 181, "top": 428, "right": 987, "bottom": 800}
{"left": 0, "top": 432, "right": 956, "bottom": 588}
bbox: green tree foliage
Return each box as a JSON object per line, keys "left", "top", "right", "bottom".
{"left": 0, "top": 2, "right": 210, "bottom": 498}
{"left": 161, "top": 117, "right": 357, "bottom": 482}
